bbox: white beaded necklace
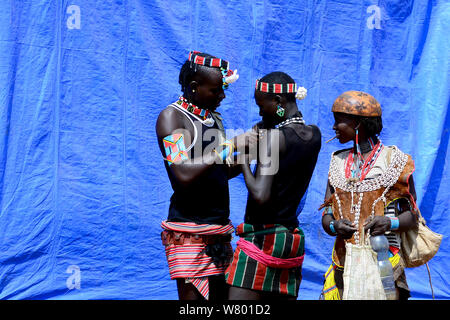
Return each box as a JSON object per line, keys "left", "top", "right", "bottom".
{"left": 329, "top": 146, "right": 408, "bottom": 244}
{"left": 275, "top": 116, "right": 305, "bottom": 129}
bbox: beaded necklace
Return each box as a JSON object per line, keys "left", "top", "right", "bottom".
{"left": 176, "top": 96, "right": 215, "bottom": 127}
{"left": 329, "top": 146, "right": 408, "bottom": 244}
{"left": 275, "top": 116, "right": 305, "bottom": 129}
{"left": 345, "top": 137, "right": 384, "bottom": 181}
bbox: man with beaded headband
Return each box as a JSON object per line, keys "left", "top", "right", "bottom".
{"left": 225, "top": 72, "right": 321, "bottom": 300}
{"left": 156, "top": 51, "right": 255, "bottom": 300}
{"left": 319, "top": 90, "right": 418, "bottom": 300}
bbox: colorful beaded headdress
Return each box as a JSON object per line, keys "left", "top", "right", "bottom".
{"left": 188, "top": 51, "right": 239, "bottom": 89}
{"left": 255, "top": 79, "right": 307, "bottom": 100}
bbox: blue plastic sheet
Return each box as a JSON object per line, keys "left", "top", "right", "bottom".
{"left": 0, "top": 0, "right": 448, "bottom": 299}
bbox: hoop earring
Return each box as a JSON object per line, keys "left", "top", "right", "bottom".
{"left": 276, "top": 105, "right": 285, "bottom": 117}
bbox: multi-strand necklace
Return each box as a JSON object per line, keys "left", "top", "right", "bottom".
{"left": 345, "top": 137, "right": 384, "bottom": 182}
{"left": 328, "top": 143, "right": 408, "bottom": 245}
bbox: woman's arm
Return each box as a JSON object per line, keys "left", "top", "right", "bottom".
{"left": 321, "top": 181, "right": 357, "bottom": 238}
{"left": 395, "top": 175, "right": 418, "bottom": 232}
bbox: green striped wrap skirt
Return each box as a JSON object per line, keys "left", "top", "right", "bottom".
{"left": 225, "top": 223, "right": 305, "bottom": 297}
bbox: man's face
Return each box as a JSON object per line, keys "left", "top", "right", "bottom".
{"left": 192, "top": 68, "right": 225, "bottom": 111}
{"left": 254, "top": 90, "right": 278, "bottom": 128}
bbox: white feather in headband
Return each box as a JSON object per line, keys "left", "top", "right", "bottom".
{"left": 224, "top": 69, "right": 239, "bottom": 85}
{"left": 295, "top": 86, "right": 307, "bottom": 100}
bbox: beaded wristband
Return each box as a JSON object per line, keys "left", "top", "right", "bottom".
{"left": 214, "top": 139, "right": 235, "bottom": 161}
{"left": 390, "top": 217, "right": 400, "bottom": 230}
{"left": 323, "top": 206, "right": 333, "bottom": 216}
{"left": 329, "top": 220, "right": 336, "bottom": 234}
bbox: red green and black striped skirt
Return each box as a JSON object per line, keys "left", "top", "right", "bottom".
{"left": 225, "top": 223, "right": 305, "bottom": 297}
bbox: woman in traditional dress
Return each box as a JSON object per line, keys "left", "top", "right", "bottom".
{"left": 320, "top": 91, "right": 417, "bottom": 300}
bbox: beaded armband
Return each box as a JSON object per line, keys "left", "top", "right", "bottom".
{"left": 329, "top": 220, "right": 337, "bottom": 235}
{"left": 163, "top": 133, "right": 189, "bottom": 166}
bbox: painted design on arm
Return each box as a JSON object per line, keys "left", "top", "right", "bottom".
{"left": 163, "top": 133, "right": 189, "bottom": 166}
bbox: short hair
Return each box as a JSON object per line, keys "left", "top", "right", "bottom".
{"left": 357, "top": 116, "right": 383, "bottom": 137}
{"left": 258, "top": 71, "right": 297, "bottom": 102}
{"left": 178, "top": 52, "right": 217, "bottom": 93}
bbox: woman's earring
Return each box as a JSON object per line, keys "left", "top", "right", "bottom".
{"left": 276, "top": 105, "right": 285, "bottom": 117}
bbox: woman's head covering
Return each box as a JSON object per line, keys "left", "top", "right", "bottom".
{"left": 332, "top": 91, "right": 381, "bottom": 117}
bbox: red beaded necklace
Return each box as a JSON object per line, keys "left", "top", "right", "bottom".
{"left": 345, "top": 137, "right": 384, "bottom": 181}
{"left": 176, "top": 96, "right": 210, "bottom": 120}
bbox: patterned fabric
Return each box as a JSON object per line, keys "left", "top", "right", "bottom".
{"left": 161, "top": 220, "right": 234, "bottom": 300}
{"left": 322, "top": 265, "right": 340, "bottom": 300}
{"left": 384, "top": 200, "right": 402, "bottom": 253}
{"left": 236, "top": 238, "right": 304, "bottom": 268}
{"left": 225, "top": 223, "right": 305, "bottom": 297}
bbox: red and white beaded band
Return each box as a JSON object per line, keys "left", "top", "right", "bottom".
{"left": 255, "top": 79, "right": 297, "bottom": 94}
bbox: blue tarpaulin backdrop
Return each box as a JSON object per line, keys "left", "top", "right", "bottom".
{"left": 0, "top": 0, "right": 449, "bottom": 299}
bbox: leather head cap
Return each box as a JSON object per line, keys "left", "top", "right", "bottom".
{"left": 332, "top": 91, "right": 382, "bottom": 117}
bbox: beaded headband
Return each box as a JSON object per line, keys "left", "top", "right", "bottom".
{"left": 188, "top": 51, "right": 229, "bottom": 70}
{"left": 255, "top": 79, "right": 307, "bottom": 100}
{"left": 188, "top": 51, "right": 239, "bottom": 89}
{"left": 255, "top": 79, "right": 297, "bottom": 94}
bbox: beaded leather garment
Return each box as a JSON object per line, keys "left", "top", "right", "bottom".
{"left": 322, "top": 146, "right": 416, "bottom": 267}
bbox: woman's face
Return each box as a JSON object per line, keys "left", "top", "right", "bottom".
{"left": 192, "top": 68, "right": 225, "bottom": 111}
{"left": 332, "top": 112, "right": 359, "bottom": 144}
{"left": 254, "top": 90, "right": 279, "bottom": 127}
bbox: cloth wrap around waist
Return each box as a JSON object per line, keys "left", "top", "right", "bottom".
{"left": 161, "top": 220, "right": 234, "bottom": 300}
{"left": 225, "top": 223, "right": 305, "bottom": 297}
